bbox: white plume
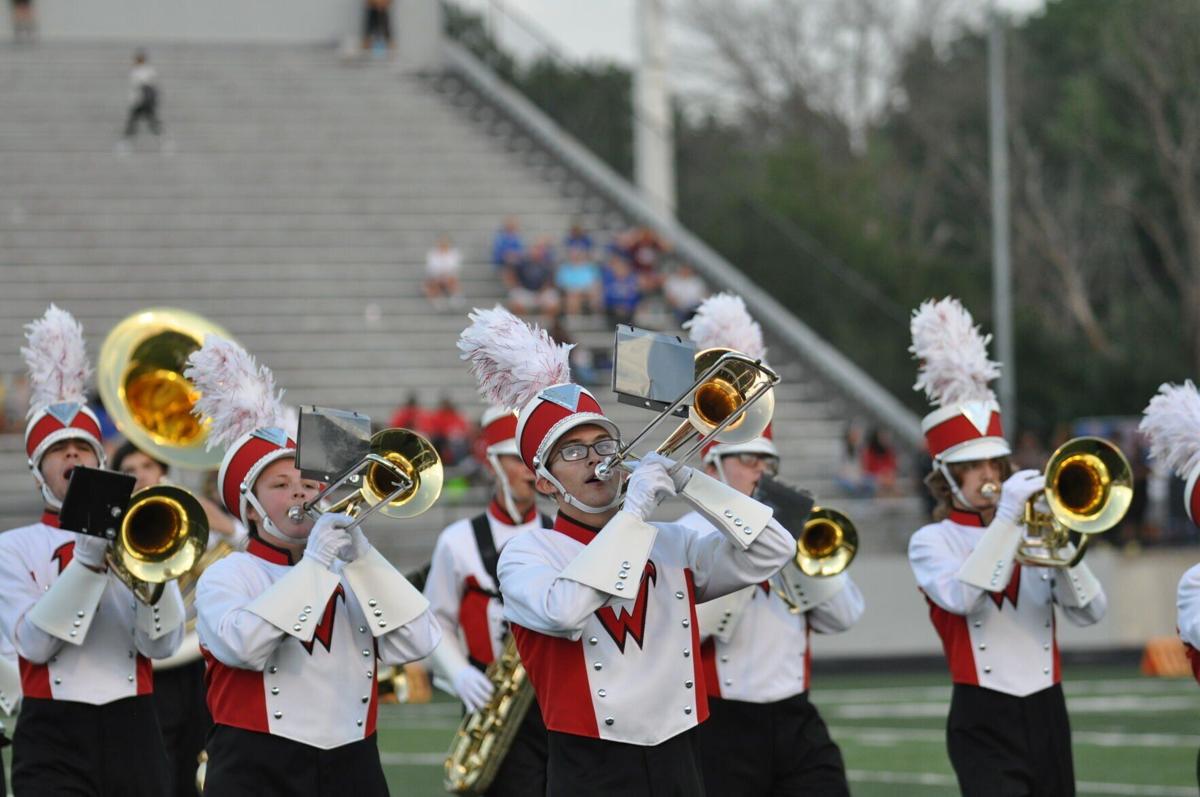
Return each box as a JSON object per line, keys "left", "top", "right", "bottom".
{"left": 910, "top": 297, "right": 1000, "bottom": 406}
{"left": 458, "top": 306, "right": 573, "bottom": 411}
{"left": 22, "top": 304, "right": 91, "bottom": 416}
{"left": 683, "top": 293, "right": 767, "bottom": 361}
{"left": 1140, "top": 381, "right": 1200, "bottom": 478}
{"left": 184, "top": 335, "right": 287, "bottom": 450}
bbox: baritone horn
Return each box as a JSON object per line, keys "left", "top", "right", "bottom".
{"left": 795, "top": 507, "right": 858, "bottom": 578}
{"left": 98, "top": 308, "right": 235, "bottom": 470}
{"left": 288, "top": 428, "right": 444, "bottom": 529}
{"left": 1017, "top": 436, "right": 1132, "bottom": 568}
{"left": 596, "top": 347, "right": 778, "bottom": 479}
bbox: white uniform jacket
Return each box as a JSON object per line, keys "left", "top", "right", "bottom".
{"left": 499, "top": 510, "right": 794, "bottom": 747}
{"left": 424, "top": 501, "right": 547, "bottom": 668}
{"left": 0, "top": 620, "right": 19, "bottom": 716}
{"left": 1176, "top": 562, "right": 1200, "bottom": 685}
{"left": 197, "top": 535, "right": 440, "bottom": 750}
{"left": 909, "top": 509, "right": 1107, "bottom": 697}
{"left": 0, "top": 514, "right": 185, "bottom": 705}
{"left": 678, "top": 511, "right": 864, "bottom": 703}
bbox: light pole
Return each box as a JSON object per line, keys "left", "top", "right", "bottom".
{"left": 988, "top": 3, "right": 1016, "bottom": 430}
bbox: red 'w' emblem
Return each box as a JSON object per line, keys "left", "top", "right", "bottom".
{"left": 51, "top": 542, "right": 74, "bottom": 575}
{"left": 595, "top": 561, "right": 657, "bottom": 653}
{"left": 988, "top": 564, "right": 1021, "bottom": 610}
{"left": 301, "top": 585, "right": 345, "bottom": 655}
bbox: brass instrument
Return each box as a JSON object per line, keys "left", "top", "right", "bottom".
{"left": 288, "top": 428, "right": 444, "bottom": 528}
{"left": 794, "top": 507, "right": 858, "bottom": 577}
{"left": 109, "top": 484, "right": 210, "bottom": 604}
{"left": 597, "top": 347, "right": 778, "bottom": 479}
{"left": 444, "top": 636, "right": 534, "bottom": 796}
{"left": 1017, "top": 436, "right": 1132, "bottom": 568}
{"left": 98, "top": 308, "right": 235, "bottom": 470}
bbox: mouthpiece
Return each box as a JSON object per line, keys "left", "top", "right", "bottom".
{"left": 287, "top": 505, "right": 305, "bottom": 522}
{"left": 980, "top": 482, "right": 999, "bottom": 498}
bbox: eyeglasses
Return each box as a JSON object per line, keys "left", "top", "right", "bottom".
{"left": 729, "top": 452, "right": 780, "bottom": 476}
{"left": 556, "top": 438, "right": 620, "bottom": 463}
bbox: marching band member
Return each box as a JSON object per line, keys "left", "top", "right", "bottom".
{"left": 0, "top": 632, "right": 19, "bottom": 797}
{"left": 677, "top": 294, "right": 864, "bottom": 796}
{"left": 112, "top": 440, "right": 248, "bottom": 797}
{"left": 906, "top": 298, "right": 1106, "bottom": 797}
{"left": 187, "top": 336, "right": 440, "bottom": 796}
{"left": 0, "top": 306, "right": 185, "bottom": 796}
{"left": 1139, "top": 380, "right": 1200, "bottom": 784}
{"left": 458, "top": 307, "right": 795, "bottom": 797}
{"left": 425, "top": 405, "right": 551, "bottom": 795}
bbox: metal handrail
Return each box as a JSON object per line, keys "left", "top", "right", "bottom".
{"left": 442, "top": 40, "right": 924, "bottom": 450}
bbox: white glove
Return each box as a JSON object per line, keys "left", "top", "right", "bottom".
{"left": 995, "top": 470, "right": 1045, "bottom": 524}
{"left": 73, "top": 533, "right": 109, "bottom": 570}
{"left": 624, "top": 453, "right": 678, "bottom": 521}
{"left": 339, "top": 526, "right": 372, "bottom": 564}
{"left": 303, "top": 513, "right": 353, "bottom": 570}
{"left": 453, "top": 665, "right": 495, "bottom": 713}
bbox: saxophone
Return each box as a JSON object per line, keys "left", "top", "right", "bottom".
{"left": 443, "top": 635, "right": 535, "bottom": 795}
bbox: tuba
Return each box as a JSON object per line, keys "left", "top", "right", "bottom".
{"left": 444, "top": 635, "right": 534, "bottom": 796}
{"left": 288, "top": 427, "right": 444, "bottom": 529}
{"left": 1013, "top": 437, "right": 1132, "bottom": 568}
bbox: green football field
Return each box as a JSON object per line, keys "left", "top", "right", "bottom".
{"left": 2, "top": 664, "right": 1195, "bottom": 795}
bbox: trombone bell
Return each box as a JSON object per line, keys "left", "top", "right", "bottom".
{"left": 795, "top": 507, "right": 857, "bottom": 577}
{"left": 359, "top": 429, "right": 443, "bottom": 520}
{"left": 686, "top": 348, "right": 775, "bottom": 446}
{"left": 117, "top": 485, "right": 209, "bottom": 585}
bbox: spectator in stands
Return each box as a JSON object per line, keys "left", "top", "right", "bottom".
{"left": 121, "top": 50, "right": 163, "bottom": 145}
{"left": 601, "top": 250, "right": 641, "bottom": 327}
{"left": 361, "top": 0, "right": 395, "bottom": 56}
{"left": 424, "top": 235, "right": 464, "bottom": 309}
{"left": 835, "top": 421, "right": 873, "bottom": 497}
{"left": 550, "top": 320, "right": 599, "bottom": 386}
{"left": 627, "top": 226, "right": 669, "bottom": 292}
{"left": 491, "top": 216, "right": 525, "bottom": 270}
{"left": 390, "top": 392, "right": 430, "bottom": 434}
{"left": 663, "top": 261, "right": 708, "bottom": 325}
{"left": 4, "top": 373, "right": 29, "bottom": 432}
{"left": 9, "top": 0, "right": 35, "bottom": 42}
{"left": 564, "top": 220, "right": 593, "bottom": 252}
{"left": 426, "top": 396, "right": 472, "bottom": 467}
{"left": 504, "top": 236, "right": 560, "bottom": 321}
{"left": 555, "top": 242, "right": 602, "bottom": 317}
{"left": 861, "top": 427, "right": 900, "bottom": 497}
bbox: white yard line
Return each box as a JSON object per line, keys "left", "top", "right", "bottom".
{"left": 832, "top": 694, "right": 1195, "bottom": 719}
{"left": 830, "top": 725, "right": 1200, "bottom": 748}
{"left": 380, "top": 751, "right": 448, "bottom": 766}
{"left": 816, "top": 678, "right": 1195, "bottom": 705}
{"left": 846, "top": 770, "right": 1195, "bottom": 796}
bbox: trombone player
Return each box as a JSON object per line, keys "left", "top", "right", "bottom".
{"left": 0, "top": 306, "right": 185, "bottom": 796}
{"left": 676, "top": 294, "right": 864, "bottom": 796}
{"left": 906, "top": 298, "right": 1107, "bottom": 797}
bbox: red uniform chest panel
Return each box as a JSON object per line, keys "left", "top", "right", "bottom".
{"left": 511, "top": 623, "right": 598, "bottom": 738}
{"left": 202, "top": 647, "right": 269, "bottom": 734}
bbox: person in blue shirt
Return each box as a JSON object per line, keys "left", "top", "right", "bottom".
{"left": 491, "top": 217, "right": 526, "bottom": 270}
{"left": 601, "top": 251, "right": 641, "bottom": 326}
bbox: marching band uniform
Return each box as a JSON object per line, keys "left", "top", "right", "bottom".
{"left": 0, "top": 634, "right": 17, "bottom": 797}
{"left": 458, "top": 307, "right": 795, "bottom": 797}
{"left": 0, "top": 306, "right": 185, "bottom": 796}
{"left": 906, "top": 298, "right": 1106, "bottom": 797}
{"left": 677, "top": 297, "right": 864, "bottom": 796}
{"left": 187, "top": 336, "right": 439, "bottom": 797}
{"left": 425, "top": 406, "right": 550, "bottom": 797}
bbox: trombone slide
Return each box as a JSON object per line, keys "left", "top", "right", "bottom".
{"left": 678, "top": 470, "right": 773, "bottom": 550}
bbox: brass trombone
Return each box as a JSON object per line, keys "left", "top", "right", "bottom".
{"left": 287, "top": 428, "right": 444, "bottom": 529}
{"left": 1015, "top": 436, "right": 1132, "bottom": 568}
{"left": 794, "top": 507, "right": 858, "bottom": 578}
{"left": 596, "top": 347, "right": 778, "bottom": 479}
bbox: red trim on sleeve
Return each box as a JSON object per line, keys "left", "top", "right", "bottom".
{"left": 136, "top": 654, "right": 153, "bottom": 695}
{"left": 511, "top": 622, "right": 599, "bottom": 738}
{"left": 18, "top": 657, "right": 52, "bottom": 699}
{"left": 684, "top": 569, "right": 709, "bottom": 723}
{"left": 202, "top": 646, "right": 270, "bottom": 734}
{"left": 923, "top": 592, "right": 979, "bottom": 686}
{"left": 459, "top": 576, "right": 497, "bottom": 666}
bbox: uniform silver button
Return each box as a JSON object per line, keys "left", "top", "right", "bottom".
{"left": 723, "top": 510, "right": 733, "bottom": 518}
{"left": 593, "top": 662, "right": 602, "bottom": 671}
{"left": 368, "top": 599, "right": 378, "bottom": 607}
{"left": 128, "top": 650, "right": 134, "bottom": 658}
{"left": 292, "top": 624, "right": 301, "bottom": 632}
{"left": 54, "top": 678, "right": 61, "bottom": 685}
{"left": 605, "top": 717, "right": 614, "bottom": 726}
{"left": 983, "top": 666, "right": 992, "bottom": 674}
{"left": 615, "top": 583, "right": 624, "bottom": 591}
{"left": 274, "top": 711, "right": 283, "bottom": 719}
{"left": 978, "top": 643, "right": 986, "bottom": 650}
{"left": 362, "top": 696, "right": 369, "bottom": 703}
{"left": 72, "top": 620, "right": 81, "bottom": 627}
{"left": 618, "top": 572, "right": 628, "bottom": 580}
{"left": 366, "top": 671, "right": 374, "bottom": 678}
{"left": 357, "top": 719, "right": 364, "bottom": 727}
{"left": 681, "top": 619, "right": 690, "bottom": 628}
{"left": 378, "top": 621, "right": 387, "bottom": 628}
{"left": 127, "top": 675, "right": 134, "bottom": 682}
{"left": 269, "top": 666, "right": 278, "bottom": 674}
{"left": 359, "top": 626, "right": 367, "bottom": 634}
{"left": 1044, "top": 667, "right": 1050, "bottom": 674}
{"left": 597, "top": 689, "right": 607, "bottom": 698}
{"left": 1044, "top": 643, "right": 1050, "bottom": 651}
{"left": 588, "top": 637, "right": 598, "bottom": 646}
{"left": 621, "top": 561, "right": 630, "bottom": 569}
{"left": 304, "top": 605, "right": 312, "bottom": 613}
{"left": 76, "top": 611, "right": 84, "bottom": 618}
{"left": 299, "top": 614, "right": 308, "bottom": 622}
{"left": 684, "top": 680, "right": 693, "bottom": 689}
{"left": 675, "top": 591, "right": 684, "bottom": 600}
{"left": 1045, "top": 620, "right": 1052, "bottom": 628}
{"left": 69, "top": 631, "right": 76, "bottom": 638}
{"left": 683, "top": 648, "right": 691, "bottom": 658}
{"left": 724, "top": 679, "right": 732, "bottom": 686}
{"left": 684, "top": 706, "right": 693, "bottom": 715}
{"left": 271, "top": 687, "right": 280, "bottom": 695}
{"left": 720, "top": 656, "right": 729, "bottom": 663}
{"left": 373, "top": 610, "right": 382, "bottom": 617}
{"left": 973, "top": 621, "right": 982, "bottom": 628}
{"left": 362, "top": 649, "right": 371, "bottom": 657}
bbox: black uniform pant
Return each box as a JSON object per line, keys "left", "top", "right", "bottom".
{"left": 947, "top": 683, "right": 1075, "bottom": 797}
{"left": 487, "top": 697, "right": 548, "bottom": 797}
{"left": 697, "top": 693, "right": 849, "bottom": 797}
{"left": 124, "top": 99, "right": 161, "bottom": 137}
{"left": 153, "top": 660, "right": 212, "bottom": 797}
{"left": 546, "top": 727, "right": 705, "bottom": 797}
{"left": 12, "top": 695, "right": 170, "bottom": 797}
{"left": 204, "top": 723, "right": 389, "bottom": 797}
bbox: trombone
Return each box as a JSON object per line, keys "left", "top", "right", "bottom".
{"left": 596, "top": 347, "right": 779, "bottom": 479}
{"left": 988, "top": 436, "right": 1132, "bottom": 568}
{"left": 794, "top": 507, "right": 858, "bottom": 578}
{"left": 287, "top": 428, "right": 444, "bottom": 529}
